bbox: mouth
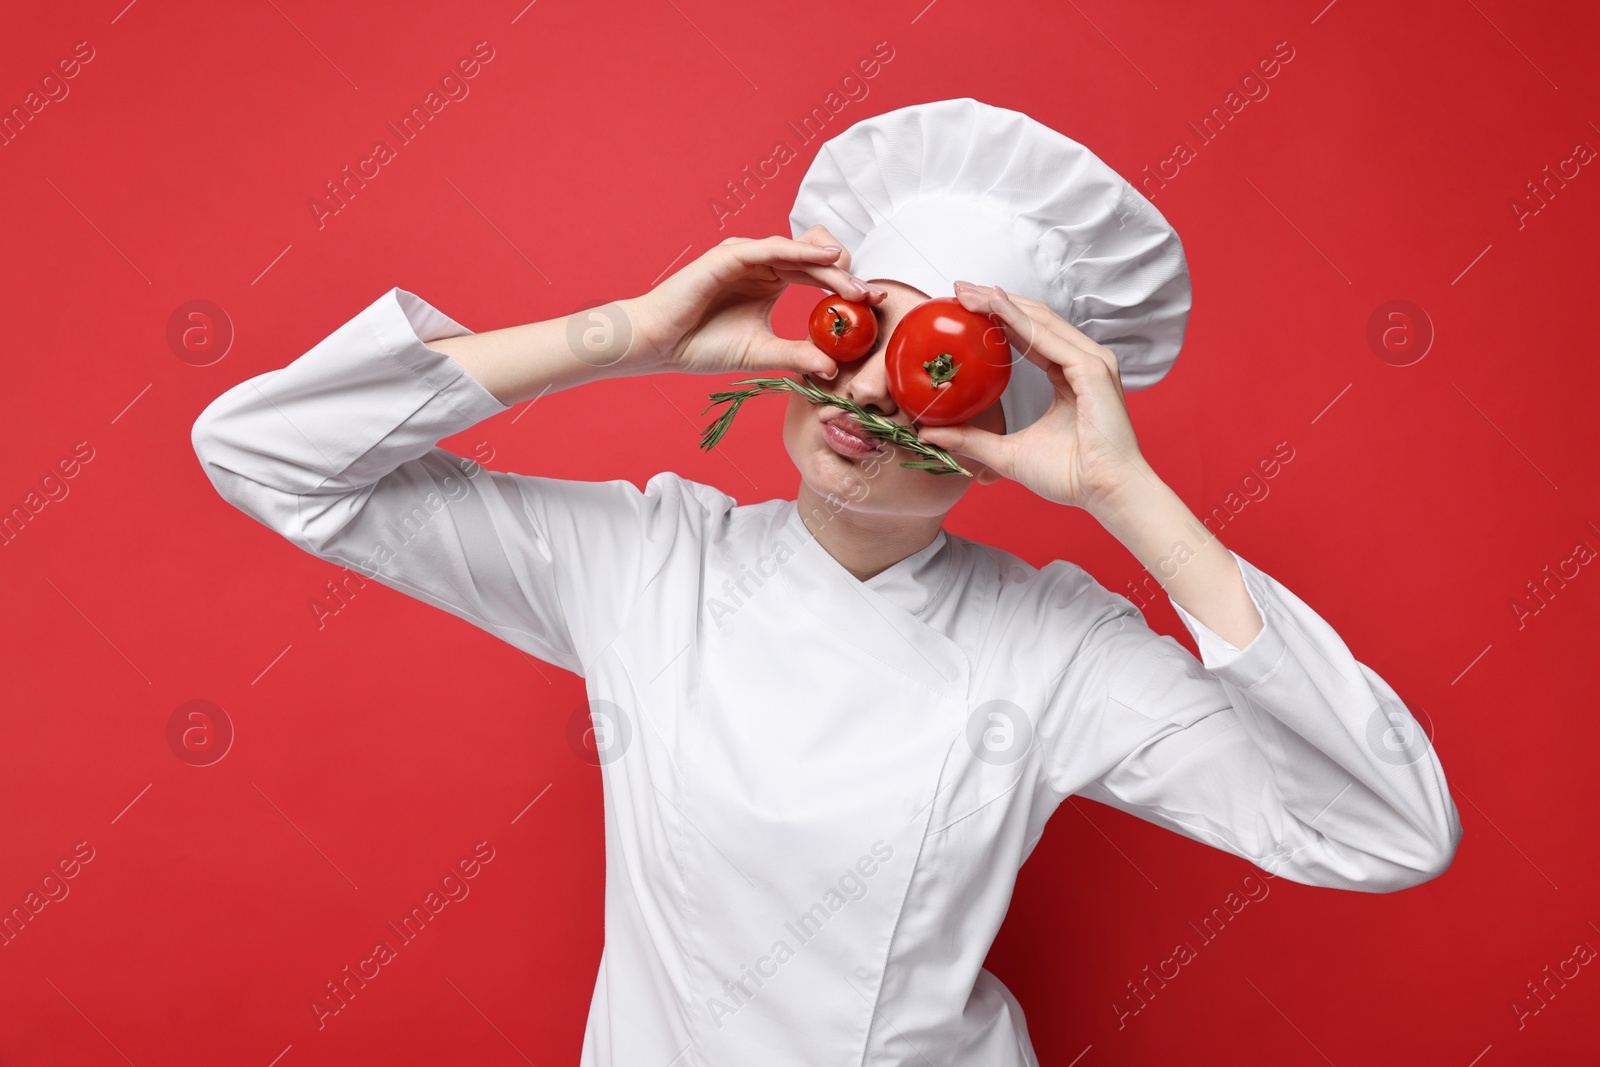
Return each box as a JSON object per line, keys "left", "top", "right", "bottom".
{"left": 818, "top": 407, "right": 886, "bottom": 459}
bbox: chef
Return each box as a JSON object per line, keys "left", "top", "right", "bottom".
{"left": 191, "top": 96, "right": 1462, "bottom": 1065}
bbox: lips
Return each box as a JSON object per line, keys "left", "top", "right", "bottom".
{"left": 822, "top": 411, "right": 874, "bottom": 442}
{"left": 819, "top": 409, "right": 884, "bottom": 458}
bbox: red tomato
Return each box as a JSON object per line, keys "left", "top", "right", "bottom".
{"left": 884, "top": 297, "right": 1012, "bottom": 426}
{"left": 807, "top": 296, "right": 878, "bottom": 363}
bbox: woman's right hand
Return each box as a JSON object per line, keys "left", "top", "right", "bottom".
{"left": 622, "top": 229, "right": 886, "bottom": 378}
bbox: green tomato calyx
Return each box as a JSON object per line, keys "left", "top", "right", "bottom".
{"left": 923, "top": 352, "right": 959, "bottom": 385}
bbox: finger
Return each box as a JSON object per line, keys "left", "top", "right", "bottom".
{"left": 673, "top": 236, "right": 844, "bottom": 303}
{"left": 725, "top": 237, "right": 882, "bottom": 302}
{"left": 663, "top": 236, "right": 830, "bottom": 298}
{"left": 915, "top": 422, "right": 1015, "bottom": 481}
{"left": 794, "top": 225, "right": 853, "bottom": 273}
{"left": 954, "top": 282, "right": 1076, "bottom": 356}
{"left": 728, "top": 235, "right": 844, "bottom": 274}
{"left": 708, "top": 235, "right": 882, "bottom": 306}
{"left": 955, "top": 281, "right": 1118, "bottom": 376}
{"left": 774, "top": 263, "right": 887, "bottom": 304}
{"left": 953, "top": 282, "right": 1084, "bottom": 348}
{"left": 770, "top": 241, "right": 887, "bottom": 303}
{"left": 958, "top": 283, "right": 1113, "bottom": 392}
{"left": 747, "top": 331, "right": 840, "bottom": 380}
{"left": 991, "top": 285, "right": 1123, "bottom": 389}
{"left": 950, "top": 283, "right": 1055, "bottom": 378}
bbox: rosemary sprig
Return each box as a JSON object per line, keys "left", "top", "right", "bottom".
{"left": 699, "top": 375, "right": 972, "bottom": 477}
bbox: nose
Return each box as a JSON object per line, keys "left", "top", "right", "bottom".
{"left": 840, "top": 348, "right": 898, "bottom": 418}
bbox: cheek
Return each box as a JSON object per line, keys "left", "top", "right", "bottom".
{"left": 782, "top": 396, "right": 814, "bottom": 459}
{"left": 782, "top": 394, "right": 807, "bottom": 433}
{"left": 855, "top": 449, "right": 972, "bottom": 511}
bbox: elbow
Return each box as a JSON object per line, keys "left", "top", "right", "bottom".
{"left": 188, "top": 379, "right": 357, "bottom": 557}
{"left": 1286, "top": 805, "right": 1464, "bottom": 894}
{"left": 189, "top": 394, "right": 308, "bottom": 542}
{"left": 191, "top": 405, "right": 217, "bottom": 463}
{"left": 190, "top": 385, "right": 279, "bottom": 509}
{"left": 1419, "top": 805, "right": 1464, "bottom": 885}
{"left": 1380, "top": 806, "right": 1464, "bottom": 892}
{"left": 190, "top": 401, "right": 230, "bottom": 497}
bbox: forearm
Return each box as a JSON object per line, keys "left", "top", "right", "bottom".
{"left": 194, "top": 287, "right": 521, "bottom": 545}
{"left": 1091, "top": 464, "right": 1264, "bottom": 650}
{"left": 429, "top": 297, "right": 654, "bottom": 406}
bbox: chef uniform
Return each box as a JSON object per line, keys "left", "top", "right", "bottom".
{"left": 191, "top": 97, "right": 1461, "bottom": 1066}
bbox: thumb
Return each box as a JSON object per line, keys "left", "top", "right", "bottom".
{"left": 917, "top": 423, "right": 1012, "bottom": 480}
{"left": 750, "top": 334, "right": 839, "bottom": 380}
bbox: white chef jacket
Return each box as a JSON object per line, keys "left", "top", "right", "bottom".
{"left": 191, "top": 288, "right": 1462, "bottom": 1066}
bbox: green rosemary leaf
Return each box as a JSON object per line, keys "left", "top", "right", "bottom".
{"left": 697, "top": 374, "right": 972, "bottom": 477}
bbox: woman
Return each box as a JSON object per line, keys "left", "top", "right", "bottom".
{"left": 192, "top": 99, "right": 1460, "bottom": 1065}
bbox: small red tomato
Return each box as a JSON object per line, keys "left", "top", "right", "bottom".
{"left": 884, "top": 297, "right": 1011, "bottom": 426}
{"left": 807, "top": 296, "right": 878, "bottom": 363}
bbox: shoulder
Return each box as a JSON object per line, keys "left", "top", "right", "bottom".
{"left": 639, "top": 470, "right": 737, "bottom": 521}
{"left": 641, "top": 472, "right": 793, "bottom": 540}
{"left": 625, "top": 473, "right": 803, "bottom": 570}
{"left": 955, "top": 535, "right": 1154, "bottom": 667}
{"left": 635, "top": 469, "right": 727, "bottom": 505}
{"left": 568, "top": 470, "right": 745, "bottom": 539}
{"left": 957, "top": 536, "right": 1138, "bottom": 621}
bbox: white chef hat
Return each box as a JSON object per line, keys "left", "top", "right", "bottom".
{"left": 789, "top": 96, "right": 1193, "bottom": 434}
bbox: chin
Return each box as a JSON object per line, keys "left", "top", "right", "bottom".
{"left": 797, "top": 445, "right": 879, "bottom": 507}
{"left": 782, "top": 407, "right": 969, "bottom": 520}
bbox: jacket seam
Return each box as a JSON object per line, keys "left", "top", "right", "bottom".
{"left": 854, "top": 729, "right": 960, "bottom": 1066}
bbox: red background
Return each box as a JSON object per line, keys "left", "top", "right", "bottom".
{"left": 3, "top": 0, "right": 1597, "bottom": 1063}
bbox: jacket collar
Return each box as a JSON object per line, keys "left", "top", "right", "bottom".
{"left": 777, "top": 501, "right": 968, "bottom": 690}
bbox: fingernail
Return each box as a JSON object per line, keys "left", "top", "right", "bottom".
{"left": 953, "top": 280, "right": 972, "bottom": 290}
{"left": 994, "top": 285, "right": 1009, "bottom": 300}
{"left": 822, "top": 245, "right": 842, "bottom": 253}
{"left": 866, "top": 283, "right": 887, "bottom": 298}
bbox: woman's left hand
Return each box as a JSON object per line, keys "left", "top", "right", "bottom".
{"left": 916, "top": 282, "right": 1155, "bottom": 515}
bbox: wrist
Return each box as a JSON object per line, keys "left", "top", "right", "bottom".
{"left": 579, "top": 296, "right": 663, "bottom": 378}
{"left": 1085, "top": 459, "right": 1165, "bottom": 527}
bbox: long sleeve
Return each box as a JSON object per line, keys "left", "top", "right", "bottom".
{"left": 1057, "top": 551, "right": 1462, "bottom": 893}
{"left": 190, "top": 287, "right": 712, "bottom": 675}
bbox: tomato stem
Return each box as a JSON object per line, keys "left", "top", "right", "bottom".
{"left": 826, "top": 306, "right": 857, "bottom": 338}
{"left": 923, "top": 352, "right": 959, "bottom": 385}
